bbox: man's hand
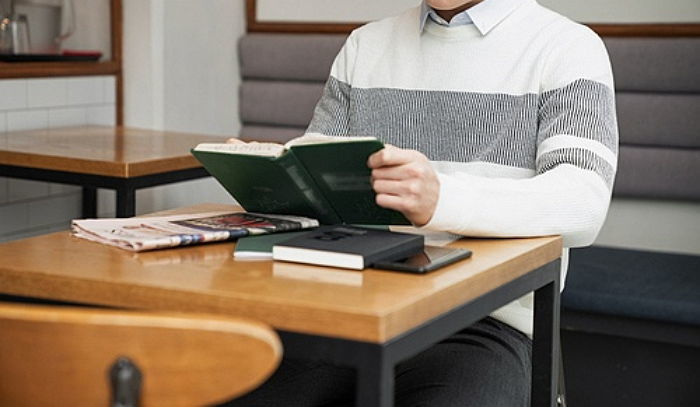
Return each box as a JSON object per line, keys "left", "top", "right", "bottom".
{"left": 367, "top": 145, "right": 440, "bottom": 226}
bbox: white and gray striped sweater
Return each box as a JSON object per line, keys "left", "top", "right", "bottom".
{"left": 306, "top": 0, "right": 618, "bottom": 335}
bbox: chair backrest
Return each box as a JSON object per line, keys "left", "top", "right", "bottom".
{"left": 238, "top": 34, "right": 700, "bottom": 202}
{"left": 0, "top": 302, "right": 282, "bottom": 407}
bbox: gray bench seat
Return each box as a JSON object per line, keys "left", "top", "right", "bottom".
{"left": 558, "top": 37, "right": 700, "bottom": 407}
{"left": 564, "top": 246, "right": 700, "bottom": 327}
{"left": 561, "top": 246, "right": 700, "bottom": 407}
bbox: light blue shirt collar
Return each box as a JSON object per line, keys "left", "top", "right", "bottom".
{"left": 423, "top": 3, "right": 474, "bottom": 28}
{"left": 420, "top": 0, "right": 524, "bottom": 35}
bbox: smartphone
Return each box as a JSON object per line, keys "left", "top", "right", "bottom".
{"left": 373, "top": 245, "right": 472, "bottom": 274}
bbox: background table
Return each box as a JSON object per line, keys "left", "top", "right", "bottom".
{"left": 0, "top": 126, "right": 225, "bottom": 217}
{"left": 0, "top": 204, "right": 563, "bottom": 406}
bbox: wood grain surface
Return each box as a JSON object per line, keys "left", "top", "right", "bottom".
{"left": 0, "top": 204, "right": 562, "bottom": 343}
{"left": 0, "top": 126, "right": 229, "bottom": 177}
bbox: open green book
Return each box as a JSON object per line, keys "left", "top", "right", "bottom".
{"left": 192, "top": 135, "right": 410, "bottom": 225}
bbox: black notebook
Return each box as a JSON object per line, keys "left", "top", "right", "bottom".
{"left": 272, "top": 225, "right": 424, "bottom": 270}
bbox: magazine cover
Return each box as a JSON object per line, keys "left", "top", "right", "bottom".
{"left": 71, "top": 211, "right": 319, "bottom": 252}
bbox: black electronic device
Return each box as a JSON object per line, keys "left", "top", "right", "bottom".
{"left": 373, "top": 245, "right": 472, "bottom": 274}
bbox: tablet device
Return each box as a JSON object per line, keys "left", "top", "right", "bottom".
{"left": 373, "top": 245, "right": 472, "bottom": 274}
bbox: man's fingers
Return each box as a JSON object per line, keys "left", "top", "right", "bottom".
{"left": 366, "top": 145, "right": 438, "bottom": 226}
{"left": 372, "top": 162, "right": 431, "bottom": 181}
{"left": 368, "top": 146, "right": 423, "bottom": 168}
{"left": 375, "top": 193, "right": 410, "bottom": 213}
{"left": 372, "top": 179, "right": 408, "bottom": 196}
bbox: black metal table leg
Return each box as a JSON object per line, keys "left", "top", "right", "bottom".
{"left": 278, "top": 331, "right": 396, "bottom": 407}
{"left": 531, "top": 261, "right": 561, "bottom": 407}
{"left": 355, "top": 345, "right": 394, "bottom": 407}
{"left": 279, "top": 259, "right": 561, "bottom": 407}
{"left": 1, "top": 164, "right": 210, "bottom": 219}
{"left": 82, "top": 186, "right": 97, "bottom": 218}
{"left": 116, "top": 187, "right": 136, "bottom": 218}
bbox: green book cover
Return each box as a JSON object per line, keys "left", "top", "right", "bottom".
{"left": 191, "top": 136, "right": 410, "bottom": 225}
{"left": 233, "top": 231, "right": 310, "bottom": 260}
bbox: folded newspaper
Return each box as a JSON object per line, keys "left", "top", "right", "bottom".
{"left": 71, "top": 211, "right": 319, "bottom": 252}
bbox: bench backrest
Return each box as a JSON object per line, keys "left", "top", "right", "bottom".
{"left": 239, "top": 34, "right": 345, "bottom": 143}
{"left": 606, "top": 38, "right": 700, "bottom": 201}
{"left": 239, "top": 33, "right": 700, "bottom": 201}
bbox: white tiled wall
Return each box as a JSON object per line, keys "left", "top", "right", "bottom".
{"left": 0, "top": 75, "right": 116, "bottom": 242}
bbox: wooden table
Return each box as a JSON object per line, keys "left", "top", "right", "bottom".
{"left": 0, "top": 126, "right": 225, "bottom": 217}
{"left": 0, "top": 204, "right": 563, "bottom": 407}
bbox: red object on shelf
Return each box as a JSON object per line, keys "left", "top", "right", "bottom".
{"left": 62, "top": 50, "right": 103, "bottom": 59}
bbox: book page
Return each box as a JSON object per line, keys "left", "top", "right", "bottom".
{"left": 194, "top": 134, "right": 379, "bottom": 157}
{"left": 193, "top": 142, "right": 286, "bottom": 157}
{"left": 284, "top": 133, "right": 377, "bottom": 149}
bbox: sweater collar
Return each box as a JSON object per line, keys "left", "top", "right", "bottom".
{"left": 420, "top": 0, "right": 525, "bottom": 35}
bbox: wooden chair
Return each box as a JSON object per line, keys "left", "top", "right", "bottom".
{"left": 0, "top": 302, "right": 282, "bottom": 407}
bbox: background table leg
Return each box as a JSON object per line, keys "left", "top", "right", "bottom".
{"left": 81, "top": 187, "right": 97, "bottom": 218}
{"left": 116, "top": 188, "right": 136, "bottom": 218}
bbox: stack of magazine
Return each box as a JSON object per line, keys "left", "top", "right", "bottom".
{"left": 71, "top": 211, "right": 319, "bottom": 252}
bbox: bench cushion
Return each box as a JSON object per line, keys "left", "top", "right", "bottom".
{"left": 615, "top": 146, "right": 700, "bottom": 201}
{"left": 240, "top": 81, "right": 325, "bottom": 128}
{"left": 603, "top": 37, "right": 700, "bottom": 202}
{"left": 563, "top": 246, "right": 700, "bottom": 326}
{"left": 239, "top": 125, "right": 305, "bottom": 144}
{"left": 604, "top": 37, "right": 700, "bottom": 93}
{"left": 616, "top": 93, "right": 700, "bottom": 149}
{"left": 238, "top": 33, "right": 346, "bottom": 142}
{"left": 240, "top": 34, "right": 346, "bottom": 82}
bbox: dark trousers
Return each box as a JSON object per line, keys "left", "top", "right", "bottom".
{"left": 224, "top": 317, "right": 532, "bottom": 407}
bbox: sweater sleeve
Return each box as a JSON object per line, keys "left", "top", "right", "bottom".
{"left": 425, "top": 27, "right": 618, "bottom": 248}
{"left": 305, "top": 33, "right": 357, "bottom": 137}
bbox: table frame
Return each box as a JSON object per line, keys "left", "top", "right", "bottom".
{"left": 0, "top": 164, "right": 210, "bottom": 218}
{"left": 278, "top": 259, "right": 561, "bottom": 407}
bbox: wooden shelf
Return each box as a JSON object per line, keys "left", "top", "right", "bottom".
{"left": 0, "top": 0, "right": 123, "bottom": 123}
{"left": 0, "top": 60, "right": 120, "bottom": 79}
